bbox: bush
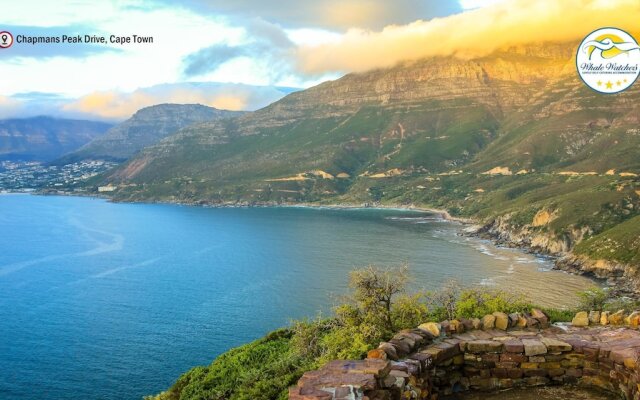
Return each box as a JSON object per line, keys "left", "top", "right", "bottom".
{"left": 603, "top": 296, "right": 640, "bottom": 313}
{"left": 541, "top": 307, "right": 575, "bottom": 323}
{"left": 577, "top": 287, "right": 609, "bottom": 311}
{"left": 455, "top": 287, "right": 532, "bottom": 319}
{"left": 391, "top": 293, "right": 431, "bottom": 330}
{"left": 428, "top": 280, "right": 461, "bottom": 321}
{"left": 146, "top": 329, "right": 306, "bottom": 400}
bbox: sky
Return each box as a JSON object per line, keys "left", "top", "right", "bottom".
{"left": 0, "top": 0, "right": 638, "bottom": 121}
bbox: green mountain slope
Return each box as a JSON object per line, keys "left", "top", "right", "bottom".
{"left": 54, "top": 104, "right": 243, "bottom": 163}
{"left": 96, "top": 42, "right": 639, "bottom": 289}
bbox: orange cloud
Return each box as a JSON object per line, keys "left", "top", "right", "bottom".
{"left": 297, "top": 0, "right": 640, "bottom": 73}
{"left": 63, "top": 91, "right": 156, "bottom": 120}
{"left": 62, "top": 84, "right": 288, "bottom": 120}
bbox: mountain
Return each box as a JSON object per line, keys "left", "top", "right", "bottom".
{"left": 97, "top": 42, "right": 640, "bottom": 290}
{"left": 55, "top": 104, "right": 243, "bottom": 163}
{"left": 0, "top": 116, "right": 112, "bottom": 162}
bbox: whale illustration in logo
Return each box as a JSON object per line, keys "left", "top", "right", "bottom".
{"left": 582, "top": 35, "right": 640, "bottom": 61}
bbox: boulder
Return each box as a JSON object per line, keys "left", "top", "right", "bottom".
{"left": 508, "top": 313, "right": 520, "bottom": 328}
{"left": 471, "top": 318, "right": 482, "bottom": 330}
{"left": 481, "top": 314, "right": 496, "bottom": 330}
{"left": 524, "top": 314, "right": 540, "bottom": 328}
{"left": 600, "top": 311, "right": 610, "bottom": 325}
{"left": 627, "top": 311, "right": 640, "bottom": 327}
{"left": 588, "top": 311, "right": 601, "bottom": 325}
{"left": 367, "top": 348, "right": 387, "bottom": 360}
{"left": 418, "top": 322, "right": 441, "bottom": 337}
{"left": 460, "top": 318, "right": 475, "bottom": 331}
{"left": 378, "top": 342, "right": 399, "bottom": 361}
{"left": 609, "top": 310, "right": 626, "bottom": 325}
{"left": 517, "top": 314, "right": 528, "bottom": 328}
{"left": 493, "top": 312, "right": 509, "bottom": 330}
{"left": 450, "top": 319, "right": 465, "bottom": 333}
{"left": 531, "top": 309, "right": 550, "bottom": 328}
{"left": 571, "top": 311, "right": 589, "bottom": 327}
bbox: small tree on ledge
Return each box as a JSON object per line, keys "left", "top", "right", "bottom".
{"left": 345, "top": 264, "right": 409, "bottom": 336}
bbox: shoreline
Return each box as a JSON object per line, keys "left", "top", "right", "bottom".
{"left": 22, "top": 190, "right": 618, "bottom": 296}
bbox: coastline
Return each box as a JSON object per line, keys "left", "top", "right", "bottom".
{"left": 26, "top": 190, "right": 622, "bottom": 296}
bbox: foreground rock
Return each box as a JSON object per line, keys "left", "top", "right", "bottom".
{"left": 291, "top": 310, "right": 640, "bottom": 400}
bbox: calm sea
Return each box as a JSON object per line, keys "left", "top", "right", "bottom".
{"left": 0, "top": 194, "right": 594, "bottom": 399}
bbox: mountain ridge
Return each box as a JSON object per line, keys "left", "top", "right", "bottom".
{"left": 54, "top": 103, "right": 244, "bottom": 164}
{"left": 87, "top": 41, "right": 639, "bottom": 290}
{"left": 0, "top": 116, "right": 112, "bottom": 162}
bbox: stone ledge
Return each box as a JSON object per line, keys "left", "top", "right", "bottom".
{"left": 291, "top": 310, "right": 640, "bottom": 400}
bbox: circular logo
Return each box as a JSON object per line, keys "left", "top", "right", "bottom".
{"left": 0, "top": 31, "right": 13, "bottom": 49}
{"left": 576, "top": 27, "right": 640, "bottom": 94}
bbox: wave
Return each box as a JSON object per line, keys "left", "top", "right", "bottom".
{"left": 385, "top": 216, "right": 441, "bottom": 223}
{"left": 479, "top": 278, "right": 496, "bottom": 286}
{"left": 92, "top": 257, "right": 162, "bottom": 278}
{"left": 0, "top": 217, "right": 124, "bottom": 277}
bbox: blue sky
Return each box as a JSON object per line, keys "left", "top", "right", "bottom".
{"left": 0, "top": 0, "right": 635, "bottom": 120}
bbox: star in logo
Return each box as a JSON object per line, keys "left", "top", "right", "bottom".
{"left": 606, "top": 81, "right": 613, "bottom": 89}
{"left": 597, "top": 80, "right": 602, "bottom": 86}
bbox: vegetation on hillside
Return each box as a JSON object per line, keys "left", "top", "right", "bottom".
{"left": 100, "top": 78, "right": 640, "bottom": 269}
{"left": 145, "top": 266, "right": 618, "bottom": 400}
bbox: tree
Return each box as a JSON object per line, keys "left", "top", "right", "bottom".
{"left": 430, "top": 279, "right": 461, "bottom": 321}
{"left": 346, "top": 264, "right": 409, "bottom": 335}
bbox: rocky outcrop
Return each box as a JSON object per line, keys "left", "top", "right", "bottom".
{"left": 477, "top": 215, "right": 640, "bottom": 295}
{"left": 291, "top": 310, "right": 640, "bottom": 400}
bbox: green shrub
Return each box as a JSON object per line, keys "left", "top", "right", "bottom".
{"left": 577, "top": 287, "right": 609, "bottom": 311}
{"left": 146, "top": 329, "right": 308, "bottom": 400}
{"left": 455, "top": 288, "right": 532, "bottom": 319}
{"left": 391, "top": 293, "right": 431, "bottom": 330}
{"left": 428, "top": 280, "right": 461, "bottom": 321}
{"left": 603, "top": 297, "right": 640, "bottom": 313}
{"left": 541, "top": 307, "right": 575, "bottom": 323}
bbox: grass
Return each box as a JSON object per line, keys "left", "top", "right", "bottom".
{"left": 145, "top": 329, "right": 308, "bottom": 400}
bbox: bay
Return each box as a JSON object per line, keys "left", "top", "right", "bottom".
{"left": 0, "top": 195, "right": 594, "bottom": 400}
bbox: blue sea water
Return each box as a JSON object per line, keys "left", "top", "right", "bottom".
{"left": 0, "top": 194, "right": 594, "bottom": 400}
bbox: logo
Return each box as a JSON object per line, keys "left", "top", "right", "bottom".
{"left": 576, "top": 27, "right": 640, "bottom": 94}
{"left": 0, "top": 31, "right": 13, "bottom": 49}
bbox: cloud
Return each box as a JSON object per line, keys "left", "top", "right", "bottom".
{"left": 296, "top": 0, "right": 640, "bottom": 74}
{"left": 184, "top": 45, "right": 244, "bottom": 76}
{"left": 0, "top": 25, "right": 120, "bottom": 59}
{"left": 0, "top": 96, "right": 24, "bottom": 119}
{"left": 60, "top": 82, "right": 294, "bottom": 120}
{"left": 182, "top": 18, "right": 295, "bottom": 79}
{"left": 154, "top": 0, "right": 461, "bottom": 30}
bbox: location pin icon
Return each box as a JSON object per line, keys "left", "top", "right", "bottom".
{"left": 1, "top": 35, "right": 6, "bottom": 44}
